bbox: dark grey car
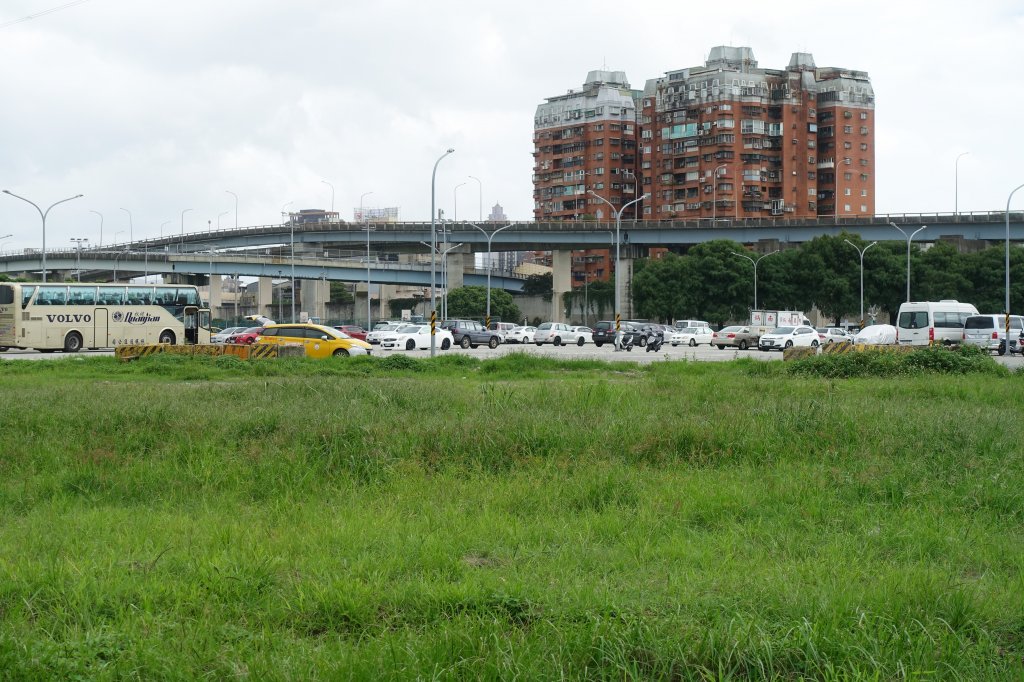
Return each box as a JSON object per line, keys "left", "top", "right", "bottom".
{"left": 440, "top": 319, "right": 502, "bottom": 349}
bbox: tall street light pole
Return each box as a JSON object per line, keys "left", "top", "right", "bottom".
{"left": 1006, "top": 183, "right": 1024, "bottom": 338}
{"left": 955, "top": 152, "right": 969, "bottom": 215}
{"left": 160, "top": 221, "right": 171, "bottom": 239}
{"left": 120, "top": 207, "right": 133, "bottom": 243}
{"left": 226, "top": 190, "right": 238, "bottom": 229}
{"left": 845, "top": 239, "right": 877, "bottom": 327}
{"left": 430, "top": 148, "right": 455, "bottom": 357}
{"left": 180, "top": 208, "right": 193, "bottom": 249}
{"left": 70, "top": 237, "right": 88, "bottom": 282}
{"left": 588, "top": 190, "right": 649, "bottom": 348}
{"left": 217, "top": 211, "right": 229, "bottom": 230}
{"left": 468, "top": 175, "right": 482, "bottom": 221}
{"left": 889, "top": 222, "right": 927, "bottom": 302}
{"left": 2, "top": 190, "right": 83, "bottom": 283}
{"left": 89, "top": 209, "right": 104, "bottom": 248}
{"left": 711, "top": 164, "right": 727, "bottom": 222}
{"left": 730, "top": 249, "right": 778, "bottom": 312}
{"left": 321, "top": 180, "right": 335, "bottom": 215}
{"left": 453, "top": 182, "right": 466, "bottom": 222}
{"left": 360, "top": 191, "right": 375, "bottom": 329}
{"left": 469, "top": 222, "right": 514, "bottom": 329}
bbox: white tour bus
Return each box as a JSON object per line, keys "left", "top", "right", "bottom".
{"left": 0, "top": 281, "right": 211, "bottom": 352}
{"left": 896, "top": 299, "right": 978, "bottom": 346}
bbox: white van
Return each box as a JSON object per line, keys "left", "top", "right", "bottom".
{"left": 896, "top": 300, "right": 978, "bottom": 346}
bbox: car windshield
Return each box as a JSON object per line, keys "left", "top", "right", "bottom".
{"left": 332, "top": 329, "right": 351, "bottom": 339}
{"left": 721, "top": 326, "right": 740, "bottom": 333}
{"left": 774, "top": 327, "right": 795, "bottom": 334}
{"left": 815, "top": 327, "right": 828, "bottom": 333}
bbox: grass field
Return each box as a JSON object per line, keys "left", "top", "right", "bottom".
{"left": 0, "top": 352, "right": 1022, "bottom": 679}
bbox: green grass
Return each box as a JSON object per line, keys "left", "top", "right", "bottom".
{"left": 0, "top": 353, "right": 1022, "bottom": 679}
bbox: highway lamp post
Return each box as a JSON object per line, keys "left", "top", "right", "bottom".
{"left": 2, "top": 190, "right": 83, "bottom": 283}
{"left": 711, "top": 164, "right": 727, "bottom": 222}
{"left": 277, "top": 270, "right": 283, "bottom": 323}
{"left": 845, "top": 239, "right": 877, "bottom": 327}
{"left": 70, "top": 238, "right": 88, "bottom": 282}
{"left": 89, "top": 210, "right": 104, "bottom": 248}
{"left": 1005, "top": 183, "right": 1024, "bottom": 339}
{"left": 120, "top": 207, "right": 133, "bottom": 243}
{"left": 226, "top": 190, "right": 238, "bottom": 229}
{"left": 321, "top": 180, "right": 335, "bottom": 214}
{"left": 430, "top": 148, "right": 455, "bottom": 357}
{"left": 180, "top": 208, "right": 193, "bottom": 250}
{"left": 289, "top": 219, "right": 296, "bottom": 323}
{"left": 160, "top": 221, "right": 171, "bottom": 240}
{"left": 955, "top": 152, "right": 969, "bottom": 215}
{"left": 889, "top": 222, "right": 927, "bottom": 302}
{"left": 730, "top": 249, "right": 778, "bottom": 312}
{"left": 113, "top": 246, "right": 129, "bottom": 283}
{"left": 360, "top": 191, "right": 374, "bottom": 328}
{"left": 453, "top": 182, "right": 466, "bottom": 223}
{"left": 587, "top": 190, "right": 649, "bottom": 349}
{"left": 114, "top": 230, "right": 125, "bottom": 245}
{"left": 468, "top": 175, "right": 482, "bottom": 221}
{"left": 217, "top": 211, "right": 229, "bottom": 230}
{"left": 469, "top": 222, "right": 514, "bottom": 329}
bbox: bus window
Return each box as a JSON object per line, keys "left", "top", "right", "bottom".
{"left": 126, "top": 287, "right": 150, "bottom": 305}
{"left": 20, "top": 286, "right": 35, "bottom": 308}
{"left": 101, "top": 287, "right": 126, "bottom": 305}
{"left": 0, "top": 284, "right": 12, "bottom": 305}
{"left": 36, "top": 286, "right": 68, "bottom": 305}
{"left": 176, "top": 288, "right": 199, "bottom": 306}
{"left": 68, "top": 286, "right": 96, "bottom": 306}
{"left": 154, "top": 289, "right": 176, "bottom": 306}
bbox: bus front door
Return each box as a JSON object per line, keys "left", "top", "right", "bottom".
{"left": 184, "top": 306, "right": 199, "bottom": 345}
{"left": 94, "top": 308, "right": 109, "bottom": 348}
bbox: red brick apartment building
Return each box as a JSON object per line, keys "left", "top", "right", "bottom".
{"left": 641, "top": 47, "right": 875, "bottom": 220}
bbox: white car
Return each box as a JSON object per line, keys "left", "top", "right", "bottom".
{"left": 380, "top": 324, "right": 454, "bottom": 351}
{"left": 758, "top": 325, "right": 820, "bottom": 351}
{"left": 366, "top": 323, "right": 403, "bottom": 345}
{"left": 853, "top": 324, "right": 897, "bottom": 345}
{"left": 816, "top": 327, "right": 852, "bottom": 344}
{"left": 211, "top": 326, "right": 247, "bottom": 343}
{"left": 562, "top": 326, "right": 593, "bottom": 346}
{"left": 534, "top": 322, "right": 573, "bottom": 346}
{"left": 505, "top": 326, "right": 536, "bottom": 344}
{"left": 669, "top": 325, "right": 714, "bottom": 347}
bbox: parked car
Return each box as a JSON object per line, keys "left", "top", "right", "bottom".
{"left": 488, "top": 322, "right": 517, "bottom": 340}
{"left": 758, "top": 325, "right": 819, "bottom": 351}
{"left": 816, "top": 327, "right": 852, "bottom": 344}
{"left": 853, "top": 324, "right": 898, "bottom": 345}
{"left": 380, "top": 324, "right": 454, "bottom": 351}
{"left": 962, "top": 314, "right": 1024, "bottom": 355}
{"left": 534, "top": 322, "right": 573, "bottom": 345}
{"left": 669, "top": 325, "right": 714, "bottom": 347}
{"left": 711, "top": 325, "right": 759, "bottom": 350}
{"left": 212, "top": 326, "right": 247, "bottom": 343}
{"left": 334, "top": 325, "right": 368, "bottom": 341}
{"left": 624, "top": 323, "right": 664, "bottom": 348}
{"left": 673, "top": 319, "right": 710, "bottom": 330}
{"left": 593, "top": 320, "right": 646, "bottom": 347}
{"left": 366, "top": 323, "right": 403, "bottom": 345}
{"left": 504, "top": 326, "right": 536, "bottom": 344}
{"left": 226, "top": 326, "right": 264, "bottom": 344}
{"left": 255, "top": 323, "right": 371, "bottom": 357}
{"left": 564, "top": 326, "right": 594, "bottom": 346}
{"left": 440, "top": 319, "right": 502, "bottom": 349}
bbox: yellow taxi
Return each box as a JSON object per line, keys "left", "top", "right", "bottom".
{"left": 254, "top": 323, "right": 372, "bottom": 358}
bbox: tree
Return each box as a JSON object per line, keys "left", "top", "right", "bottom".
{"left": 562, "top": 279, "right": 613, "bottom": 323}
{"left": 446, "top": 286, "right": 521, "bottom": 323}
{"left": 631, "top": 253, "right": 698, "bottom": 322}
{"left": 683, "top": 240, "right": 751, "bottom": 326}
{"left": 521, "top": 273, "right": 552, "bottom": 298}
{"left": 915, "top": 241, "right": 971, "bottom": 303}
{"left": 329, "top": 281, "right": 353, "bottom": 304}
{"left": 790, "top": 232, "right": 863, "bottom": 322}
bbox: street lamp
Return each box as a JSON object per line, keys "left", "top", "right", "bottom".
{"left": 468, "top": 175, "right": 483, "bottom": 221}
{"left": 70, "top": 238, "right": 88, "bottom": 282}
{"left": 889, "top": 222, "right": 927, "bottom": 302}
{"left": 469, "top": 222, "right": 514, "bottom": 329}
{"left": 321, "top": 180, "right": 335, "bottom": 214}
{"left": 180, "top": 208, "right": 193, "bottom": 247}
{"left": 453, "top": 182, "right": 466, "bottom": 222}
{"left": 730, "top": 249, "right": 778, "bottom": 312}
{"left": 217, "top": 211, "right": 230, "bottom": 230}
{"left": 2, "top": 190, "right": 83, "bottom": 283}
{"left": 1006, "top": 183, "right": 1024, "bottom": 334}
{"left": 226, "top": 190, "right": 238, "bottom": 229}
{"left": 845, "top": 239, "right": 877, "bottom": 327}
{"left": 360, "top": 191, "right": 375, "bottom": 328}
{"left": 89, "top": 210, "right": 104, "bottom": 248}
{"left": 160, "top": 221, "right": 171, "bottom": 240}
{"left": 955, "top": 152, "right": 969, "bottom": 215}
{"left": 588, "top": 190, "right": 649, "bottom": 348}
{"left": 711, "top": 164, "right": 727, "bottom": 221}
{"left": 120, "top": 207, "right": 133, "bottom": 243}
{"left": 430, "top": 148, "right": 455, "bottom": 357}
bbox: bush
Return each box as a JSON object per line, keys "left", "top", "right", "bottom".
{"left": 787, "top": 345, "right": 1007, "bottom": 379}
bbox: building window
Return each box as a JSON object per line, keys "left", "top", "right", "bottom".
{"left": 860, "top": 159, "right": 869, "bottom": 166}
{"left": 808, "top": 172, "right": 816, "bottom": 180}
{"left": 860, "top": 127, "right": 869, "bottom": 135}
{"left": 860, "top": 143, "right": 868, "bottom": 151}
{"left": 844, "top": 172, "right": 852, "bottom": 180}
{"left": 861, "top": 205, "right": 868, "bottom": 212}
{"left": 861, "top": 189, "right": 868, "bottom": 196}
{"left": 860, "top": 173, "right": 869, "bottom": 181}
{"left": 844, "top": 188, "right": 851, "bottom": 196}
{"left": 843, "top": 125, "right": 852, "bottom": 134}
{"left": 844, "top": 204, "right": 851, "bottom": 212}
{"left": 808, "top": 188, "right": 816, "bottom": 196}
{"left": 808, "top": 140, "right": 816, "bottom": 148}
{"left": 595, "top": 153, "right": 604, "bottom": 161}
{"left": 860, "top": 112, "right": 867, "bottom": 120}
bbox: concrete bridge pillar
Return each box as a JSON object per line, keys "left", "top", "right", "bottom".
{"left": 207, "top": 275, "right": 222, "bottom": 314}
{"left": 257, "top": 276, "right": 273, "bottom": 320}
{"left": 300, "top": 278, "right": 328, "bottom": 322}
{"left": 551, "top": 249, "right": 572, "bottom": 323}
{"left": 445, "top": 249, "right": 466, "bottom": 292}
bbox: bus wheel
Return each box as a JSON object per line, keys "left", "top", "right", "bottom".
{"left": 63, "top": 332, "right": 83, "bottom": 353}
{"left": 159, "top": 331, "right": 176, "bottom": 345}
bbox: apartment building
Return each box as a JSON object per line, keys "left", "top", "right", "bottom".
{"left": 640, "top": 47, "right": 875, "bottom": 219}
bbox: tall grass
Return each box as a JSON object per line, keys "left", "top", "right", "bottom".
{"left": 0, "top": 354, "right": 1021, "bottom": 678}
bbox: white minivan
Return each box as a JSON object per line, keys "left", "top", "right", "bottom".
{"left": 896, "top": 300, "right": 979, "bottom": 346}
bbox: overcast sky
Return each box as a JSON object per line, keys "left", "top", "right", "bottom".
{"left": 1, "top": 0, "right": 1022, "bottom": 252}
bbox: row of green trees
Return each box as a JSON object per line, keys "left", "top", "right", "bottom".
{"left": 630, "top": 233, "right": 1024, "bottom": 326}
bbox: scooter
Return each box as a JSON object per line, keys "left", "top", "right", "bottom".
{"left": 618, "top": 332, "right": 634, "bottom": 352}
{"left": 645, "top": 332, "right": 664, "bottom": 352}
